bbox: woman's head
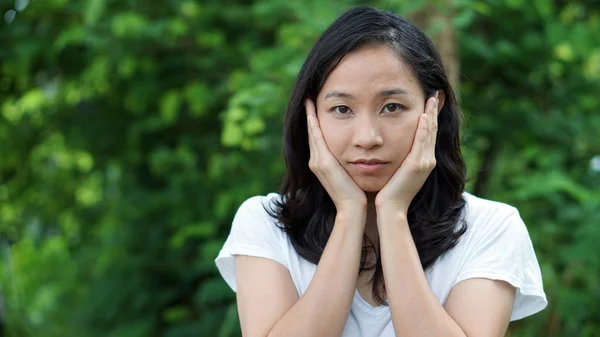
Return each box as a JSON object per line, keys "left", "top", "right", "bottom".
{"left": 272, "top": 6, "right": 466, "bottom": 305}
{"left": 315, "top": 43, "right": 444, "bottom": 192}
{"left": 283, "top": 5, "right": 463, "bottom": 197}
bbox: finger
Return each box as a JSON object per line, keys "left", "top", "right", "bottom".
{"left": 305, "top": 97, "right": 317, "bottom": 119}
{"left": 305, "top": 99, "right": 324, "bottom": 144}
{"left": 410, "top": 113, "right": 428, "bottom": 159}
{"left": 432, "top": 91, "right": 439, "bottom": 132}
{"left": 425, "top": 93, "right": 437, "bottom": 133}
{"left": 305, "top": 99, "right": 320, "bottom": 157}
{"left": 427, "top": 92, "right": 439, "bottom": 159}
{"left": 304, "top": 99, "right": 331, "bottom": 156}
{"left": 419, "top": 97, "right": 433, "bottom": 151}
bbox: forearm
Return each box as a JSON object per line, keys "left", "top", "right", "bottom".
{"left": 377, "top": 207, "right": 466, "bottom": 337}
{"left": 268, "top": 208, "right": 366, "bottom": 337}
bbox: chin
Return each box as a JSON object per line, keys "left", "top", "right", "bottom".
{"left": 354, "top": 177, "right": 387, "bottom": 193}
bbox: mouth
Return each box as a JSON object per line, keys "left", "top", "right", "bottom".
{"left": 350, "top": 159, "right": 389, "bottom": 174}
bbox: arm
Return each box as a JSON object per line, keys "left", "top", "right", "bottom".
{"left": 373, "top": 92, "right": 515, "bottom": 336}
{"left": 376, "top": 207, "right": 515, "bottom": 337}
{"left": 235, "top": 207, "right": 366, "bottom": 337}
{"left": 236, "top": 98, "right": 370, "bottom": 336}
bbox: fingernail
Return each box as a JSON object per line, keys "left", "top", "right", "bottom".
{"left": 434, "top": 91, "right": 439, "bottom": 99}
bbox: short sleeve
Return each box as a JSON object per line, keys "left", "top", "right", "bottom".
{"left": 215, "top": 195, "right": 288, "bottom": 292}
{"left": 453, "top": 209, "right": 548, "bottom": 321}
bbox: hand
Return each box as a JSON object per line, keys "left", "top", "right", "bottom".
{"left": 305, "top": 98, "right": 367, "bottom": 212}
{"left": 375, "top": 92, "right": 440, "bottom": 213}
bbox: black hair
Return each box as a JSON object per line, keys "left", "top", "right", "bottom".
{"left": 267, "top": 5, "right": 467, "bottom": 305}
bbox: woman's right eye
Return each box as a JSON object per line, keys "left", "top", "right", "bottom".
{"left": 333, "top": 106, "right": 351, "bottom": 114}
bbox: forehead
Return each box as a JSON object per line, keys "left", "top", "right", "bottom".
{"left": 319, "top": 44, "right": 423, "bottom": 100}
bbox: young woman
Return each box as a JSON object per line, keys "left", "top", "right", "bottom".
{"left": 216, "top": 6, "right": 547, "bottom": 337}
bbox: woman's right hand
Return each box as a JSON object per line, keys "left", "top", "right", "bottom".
{"left": 305, "top": 98, "right": 367, "bottom": 213}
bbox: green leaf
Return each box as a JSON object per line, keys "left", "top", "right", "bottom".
{"left": 221, "top": 122, "right": 243, "bottom": 147}
{"left": 111, "top": 12, "right": 149, "bottom": 37}
{"left": 169, "top": 222, "right": 215, "bottom": 248}
{"left": 160, "top": 91, "right": 181, "bottom": 123}
{"left": 84, "top": 0, "right": 105, "bottom": 26}
{"left": 555, "top": 42, "right": 575, "bottom": 61}
{"left": 243, "top": 116, "right": 265, "bottom": 135}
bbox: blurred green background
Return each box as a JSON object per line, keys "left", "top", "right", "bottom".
{"left": 1, "top": 0, "right": 599, "bottom": 336}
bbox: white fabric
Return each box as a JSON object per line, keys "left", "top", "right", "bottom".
{"left": 215, "top": 192, "right": 548, "bottom": 336}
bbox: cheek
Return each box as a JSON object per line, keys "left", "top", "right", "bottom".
{"left": 384, "top": 114, "right": 421, "bottom": 142}
{"left": 390, "top": 134, "right": 413, "bottom": 159}
{"left": 318, "top": 118, "right": 348, "bottom": 158}
{"left": 384, "top": 116, "right": 420, "bottom": 161}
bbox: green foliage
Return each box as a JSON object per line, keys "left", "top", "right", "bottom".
{"left": 0, "top": 0, "right": 599, "bottom": 336}
{"left": 459, "top": 2, "right": 600, "bottom": 336}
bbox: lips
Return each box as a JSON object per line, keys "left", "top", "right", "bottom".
{"left": 350, "top": 159, "right": 388, "bottom": 173}
{"left": 352, "top": 159, "right": 387, "bottom": 165}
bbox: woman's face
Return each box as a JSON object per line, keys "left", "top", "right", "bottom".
{"left": 316, "top": 44, "right": 427, "bottom": 193}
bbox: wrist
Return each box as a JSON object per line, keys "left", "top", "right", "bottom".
{"left": 336, "top": 205, "right": 367, "bottom": 227}
{"left": 336, "top": 206, "right": 367, "bottom": 219}
{"left": 374, "top": 195, "right": 409, "bottom": 211}
{"left": 375, "top": 203, "right": 408, "bottom": 218}
{"left": 336, "top": 200, "right": 368, "bottom": 215}
{"left": 375, "top": 205, "right": 408, "bottom": 228}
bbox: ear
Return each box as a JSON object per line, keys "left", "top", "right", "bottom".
{"left": 436, "top": 90, "right": 446, "bottom": 114}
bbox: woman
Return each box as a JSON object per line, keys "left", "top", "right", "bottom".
{"left": 216, "top": 6, "right": 547, "bottom": 337}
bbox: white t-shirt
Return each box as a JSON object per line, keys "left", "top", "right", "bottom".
{"left": 215, "top": 192, "right": 547, "bottom": 336}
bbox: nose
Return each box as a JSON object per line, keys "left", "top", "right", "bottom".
{"left": 352, "top": 114, "right": 384, "bottom": 149}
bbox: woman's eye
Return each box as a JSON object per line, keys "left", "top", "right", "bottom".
{"left": 383, "top": 103, "right": 402, "bottom": 113}
{"left": 333, "top": 106, "right": 351, "bottom": 114}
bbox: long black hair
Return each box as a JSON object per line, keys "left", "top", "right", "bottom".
{"left": 267, "top": 5, "right": 467, "bottom": 305}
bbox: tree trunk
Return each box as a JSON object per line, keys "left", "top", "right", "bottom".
{"left": 407, "top": 2, "right": 460, "bottom": 97}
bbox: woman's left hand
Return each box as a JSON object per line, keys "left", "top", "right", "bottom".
{"left": 374, "top": 91, "right": 440, "bottom": 213}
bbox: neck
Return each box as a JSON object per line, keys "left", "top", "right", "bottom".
{"left": 365, "top": 192, "right": 379, "bottom": 248}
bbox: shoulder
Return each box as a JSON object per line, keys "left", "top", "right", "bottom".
{"left": 463, "top": 192, "right": 519, "bottom": 221}
{"left": 456, "top": 192, "right": 535, "bottom": 267}
{"left": 235, "top": 193, "right": 282, "bottom": 218}
{"left": 461, "top": 192, "right": 526, "bottom": 239}
{"left": 216, "top": 193, "right": 291, "bottom": 291}
{"left": 452, "top": 193, "right": 547, "bottom": 320}
{"left": 231, "top": 193, "right": 287, "bottom": 241}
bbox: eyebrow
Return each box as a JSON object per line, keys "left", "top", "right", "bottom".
{"left": 378, "top": 88, "right": 408, "bottom": 97}
{"left": 324, "top": 88, "right": 409, "bottom": 100}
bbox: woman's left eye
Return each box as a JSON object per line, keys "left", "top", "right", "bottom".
{"left": 383, "top": 103, "right": 403, "bottom": 113}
